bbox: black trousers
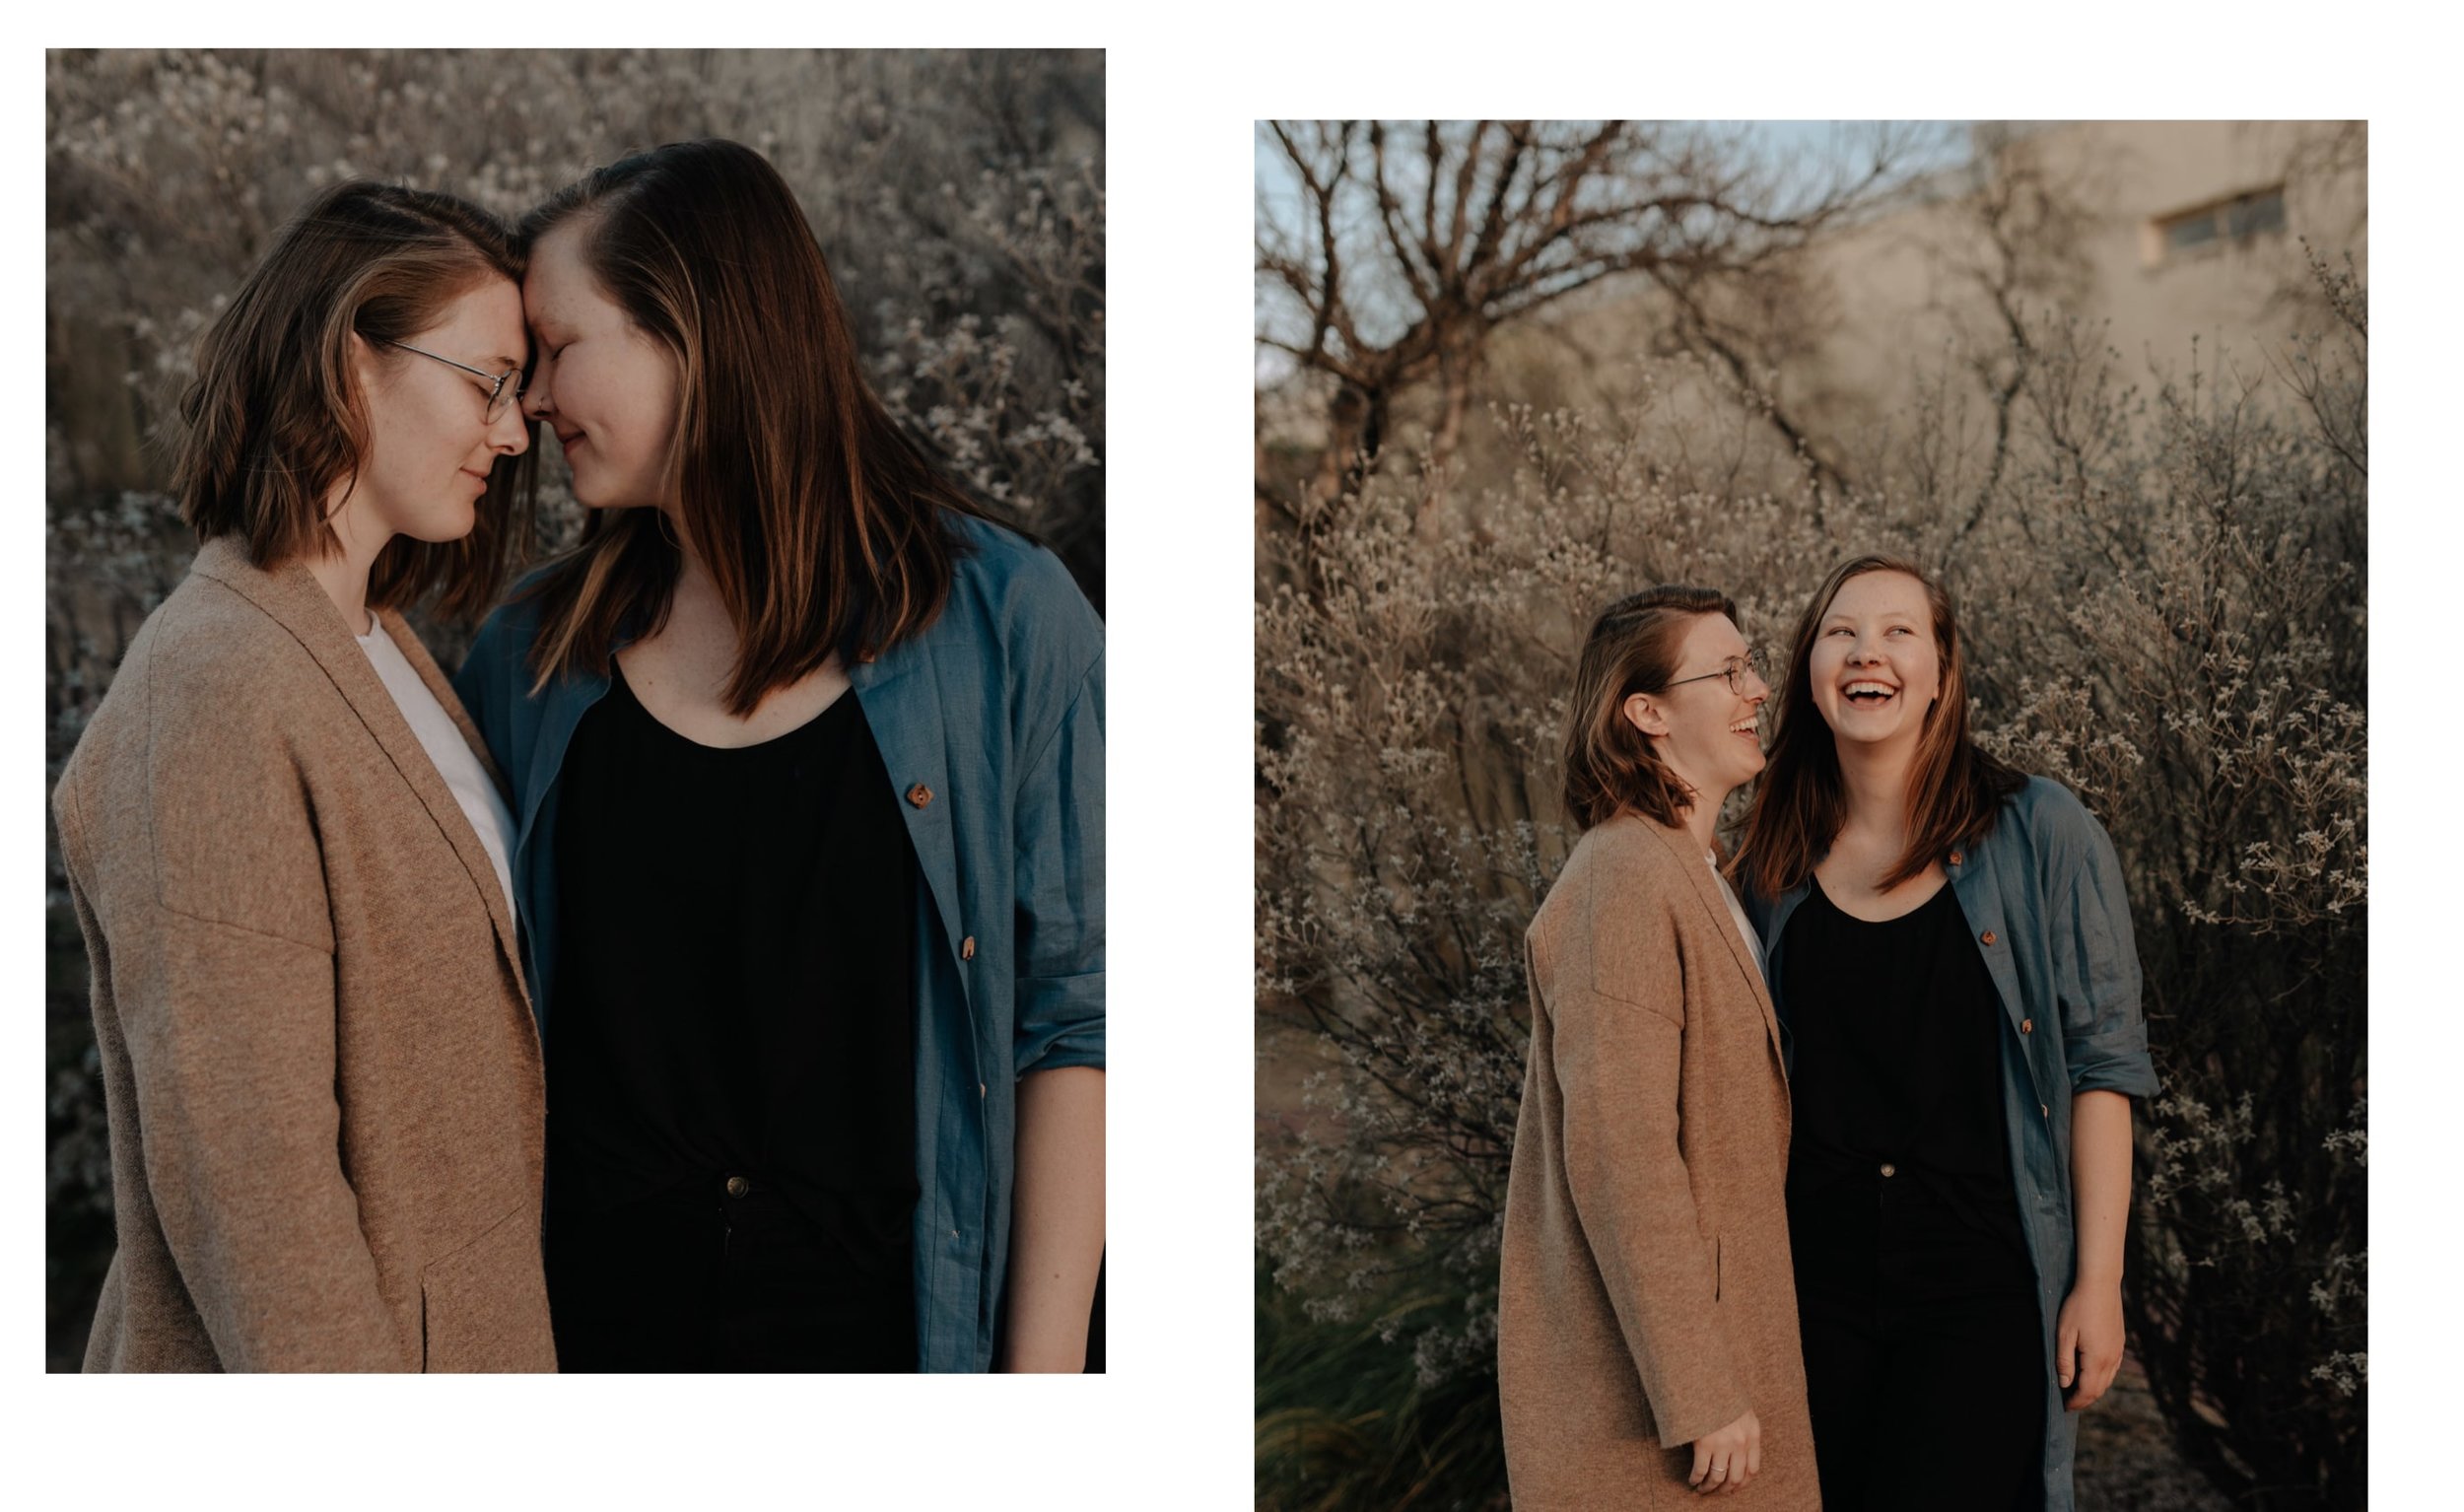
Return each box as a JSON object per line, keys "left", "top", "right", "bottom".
{"left": 544, "top": 1174, "right": 916, "bottom": 1373}
{"left": 1790, "top": 1173, "right": 2044, "bottom": 1512}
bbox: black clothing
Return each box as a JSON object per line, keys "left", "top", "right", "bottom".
{"left": 1784, "top": 876, "right": 2040, "bottom": 1510}
{"left": 1793, "top": 1178, "right": 2044, "bottom": 1511}
{"left": 543, "top": 662, "right": 919, "bottom": 1372}
{"left": 1785, "top": 877, "right": 2029, "bottom": 1261}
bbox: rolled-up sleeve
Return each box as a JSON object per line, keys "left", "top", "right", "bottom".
{"left": 2050, "top": 808, "right": 2160, "bottom": 1099}
{"left": 1011, "top": 651, "right": 1104, "bottom": 1076}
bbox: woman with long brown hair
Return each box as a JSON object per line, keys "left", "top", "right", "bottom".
{"left": 52, "top": 181, "right": 553, "bottom": 1370}
{"left": 1732, "top": 556, "right": 2157, "bottom": 1511}
{"left": 453, "top": 139, "right": 1104, "bottom": 1373}
{"left": 1499, "top": 585, "right": 1820, "bottom": 1507}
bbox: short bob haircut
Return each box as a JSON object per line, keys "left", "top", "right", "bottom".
{"left": 1562, "top": 584, "right": 1743, "bottom": 832}
{"left": 173, "top": 180, "right": 535, "bottom": 623}
{"left": 1733, "top": 553, "right": 2024, "bottom": 898}
{"left": 513, "top": 138, "right": 992, "bottom": 717}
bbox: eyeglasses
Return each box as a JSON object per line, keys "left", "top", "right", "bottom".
{"left": 379, "top": 339, "right": 524, "bottom": 423}
{"left": 1663, "top": 650, "right": 1766, "bottom": 697}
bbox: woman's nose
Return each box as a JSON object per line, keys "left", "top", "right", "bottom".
{"left": 489, "top": 400, "right": 531, "bottom": 454}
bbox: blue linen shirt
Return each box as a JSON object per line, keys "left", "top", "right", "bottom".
{"left": 451, "top": 512, "right": 1105, "bottom": 1373}
{"left": 1746, "top": 777, "right": 2157, "bottom": 1512}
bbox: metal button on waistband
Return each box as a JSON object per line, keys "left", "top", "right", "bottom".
{"left": 1980, "top": 928, "right": 1998, "bottom": 945}
{"left": 1879, "top": 1162, "right": 1896, "bottom": 1178}
{"left": 725, "top": 1175, "right": 751, "bottom": 1198}
{"left": 907, "top": 783, "right": 933, "bottom": 808}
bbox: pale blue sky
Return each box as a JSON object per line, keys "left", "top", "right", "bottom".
{"left": 1255, "top": 121, "right": 1972, "bottom": 378}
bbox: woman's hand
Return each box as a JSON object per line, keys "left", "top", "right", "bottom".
{"left": 2056, "top": 1279, "right": 2126, "bottom": 1409}
{"left": 1688, "top": 1409, "right": 1760, "bottom": 1493}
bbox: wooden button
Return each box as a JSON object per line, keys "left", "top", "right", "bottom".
{"left": 2021, "top": 1018, "right": 2033, "bottom": 1034}
{"left": 1949, "top": 851, "right": 1964, "bottom": 866}
{"left": 1980, "top": 929, "right": 1998, "bottom": 945}
{"left": 961, "top": 935, "right": 977, "bottom": 960}
{"left": 907, "top": 783, "right": 932, "bottom": 808}
{"left": 725, "top": 1175, "right": 750, "bottom": 1198}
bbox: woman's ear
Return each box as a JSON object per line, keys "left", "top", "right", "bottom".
{"left": 346, "top": 330, "right": 381, "bottom": 396}
{"left": 1621, "top": 690, "right": 1669, "bottom": 739}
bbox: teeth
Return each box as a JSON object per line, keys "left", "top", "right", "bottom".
{"left": 1844, "top": 681, "right": 1895, "bottom": 698}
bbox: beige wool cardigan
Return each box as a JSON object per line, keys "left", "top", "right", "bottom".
{"left": 1499, "top": 813, "right": 1817, "bottom": 1508}
{"left": 52, "top": 538, "right": 555, "bottom": 1372}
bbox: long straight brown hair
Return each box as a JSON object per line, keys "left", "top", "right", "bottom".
{"left": 1561, "top": 584, "right": 1742, "bottom": 833}
{"left": 1733, "top": 555, "right": 2024, "bottom": 898}
{"left": 515, "top": 139, "right": 992, "bottom": 714}
{"left": 174, "top": 180, "right": 536, "bottom": 621}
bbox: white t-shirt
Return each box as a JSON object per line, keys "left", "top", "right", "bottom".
{"left": 356, "top": 618, "right": 517, "bottom": 923}
{"left": 1708, "top": 849, "right": 1766, "bottom": 979}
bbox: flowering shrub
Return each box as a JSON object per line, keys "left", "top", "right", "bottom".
{"left": 1257, "top": 267, "right": 2364, "bottom": 1506}
{"left": 44, "top": 48, "right": 1101, "bottom": 1369}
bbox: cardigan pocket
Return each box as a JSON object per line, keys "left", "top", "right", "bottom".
{"left": 419, "top": 1203, "right": 550, "bottom": 1373}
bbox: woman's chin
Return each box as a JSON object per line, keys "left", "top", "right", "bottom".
{"left": 1825, "top": 722, "right": 1915, "bottom": 751}
{"left": 572, "top": 490, "right": 656, "bottom": 512}
{"left": 400, "top": 507, "right": 479, "bottom": 544}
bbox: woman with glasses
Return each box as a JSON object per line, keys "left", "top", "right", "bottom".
{"left": 52, "top": 181, "right": 554, "bottom": 1370}
{"left": 453, "top": 139, "right": 1104, "bottom": 1373}
{"left": 1499, "top": 585, "right": 1820, "bottom": 1507}
{"left": 1731, "top": 557, "right": 2158, "bottom": 1512}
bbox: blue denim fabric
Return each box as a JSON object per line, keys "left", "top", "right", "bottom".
{"left": 451, "top": 512, "right": 1105, "bottom": 1373}
{"left": 1746, "top": 777, "right": 2157, "bottom": 1512}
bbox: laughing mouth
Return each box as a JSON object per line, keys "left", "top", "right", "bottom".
{"left": 1843, "top": 680, "right": 1898, "bottom": 705}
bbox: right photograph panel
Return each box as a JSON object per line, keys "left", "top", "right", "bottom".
{"left": 1256, "top": 120, "right": 2366, "bottom": 1511}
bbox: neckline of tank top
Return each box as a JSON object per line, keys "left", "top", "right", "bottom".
{"left": 608, "top": 658, "right": 856, "bottom": 754}
{"left": 1807, "top": 870, "right": 1955, "bottom": 928}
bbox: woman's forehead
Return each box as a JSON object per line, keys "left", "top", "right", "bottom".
{"left": 522, "top": 226, "right": 597, "bottom": 316}
{"left": 1682, "top": 612, "right": 1746, "bottom": 655}
{"left": 1826, "top": 571, "right": 1929, "bottom": 617}
{"left": 430, "top": 277, "right": 525, "bottom": 361}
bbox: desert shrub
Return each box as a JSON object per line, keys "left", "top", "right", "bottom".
{"left": 1256, "top": 266, "right": 2365, "bottom": 1508}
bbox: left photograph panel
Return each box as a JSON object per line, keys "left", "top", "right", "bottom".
{"left": 45, "top": 48, "right": 1105, "bottom": 1374}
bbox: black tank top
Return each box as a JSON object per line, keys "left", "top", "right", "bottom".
{"left": 1782, "top": 874, "right": 2027, "bottom": 1256}
{"left": 547, "top": 660, "right": 920, "bottom": 1272}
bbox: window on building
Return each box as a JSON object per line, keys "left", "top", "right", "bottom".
{"left": 2151, "top": 187, "right": 2288, "bottom": 264}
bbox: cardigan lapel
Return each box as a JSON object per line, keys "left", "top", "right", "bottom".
{"left": 1641, "top": 816, "right": 1785, "bottom": 1073}
{"left": 187, "top": 540, "right": 530, "bottom": 1017}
